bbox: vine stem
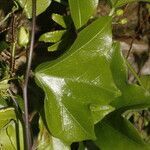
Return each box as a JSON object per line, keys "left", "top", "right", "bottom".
{"left": 23, "top": 0, "right": 36, "bottom": 149}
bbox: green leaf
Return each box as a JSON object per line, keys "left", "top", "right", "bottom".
{"left": 0, "top": 108, "right": 16, "bottom": 129}
{"left": 16, "top": 0, "right": 51, "bottom": 18}
{"left": 40, "top": 30, "right": 74, "bottom": 52}
{"left": 68, "top": 0, "right": 98, "bottom": 29}
{"left": 0, "top": 97, "right": 8, "bottom": 108}
{"left": 52, "top": 14, "right": 71, "bottom": 29}
{"left": 140, "top": 75, "right": 150, "bottom": 92}
{"left": 37, "top": 117, "right": 70, "bottom": 150}
{"left": 94, "top": 112, "right": 150, "bottom": 150}
{"left": 0, "top": 108, "right": 24, "bottom": 149}
{"left": 48, "top": 41, "right": 62, "bottom": 52}
{"left": 110, "top": 42, "right": 150, "bottom": 109}
{"left": 35, "top": 16, "right": 120, "bottom": 143}
{"left": 0, "top": 79, "right": 10, "bottom": 91}
{"left": 111, "top": 85, "right": 150, "bottom": 109}
{"left": 39, "top": 30, "right": 66, "bottom": 43}
{"left": 98, "top": 45, "right": 150, "bottom": 149}
{"left": 0, "top": 120, "right": 24, "bottom": 150}
{"left": 90, "top": 104, "right": 115, "bottom": 124}
{"left": 110, "top": 42, "right": 127, "bottom": 90}
{"left": 0, "top": 79, "right": 10, "bottom": 99}
{"left": 18, "top": 26, "right": 29, "bottom": 47}
{"left": 53, "top": 0, "right": 68, "bottom": 5}
{"left": 47, "top": 31, "right": 75, "bottom": 52}
{"left": 54, "top": 0, "right": 62, "bottom": 2}
{"left": 15, "top": 95, "right": 25, "bottom": 111}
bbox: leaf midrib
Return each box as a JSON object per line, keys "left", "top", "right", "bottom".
{"left": 38, "top": 19, "right": 111, "bottom": 73}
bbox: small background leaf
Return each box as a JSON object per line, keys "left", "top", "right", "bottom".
{"left": 52, "top": 14, "right": 71, "bottom": 29}
{"left": 16, "top": 0, "right": 51, "bottom": 18}
{"left": 39, "top": 30, "right": 66, "bottom": 43}
{"left": 68, "top": 0, "right": 98, "bottom": 29}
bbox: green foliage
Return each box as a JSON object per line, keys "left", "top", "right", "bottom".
{"left": 35, "top": 16, "right": 121, "bottom": 143}
{"left": 95, "top": 112, "right": 150, "bottom": 150}
{"left": 0, "top": 108, "right": 16, "bottom": 129}
{"left": 68, "top": 0, "right": 98, "bottom": 29}
{"left": 39, "top": 13, "right": 73, "bottom": 52}
{"left": 0, "top": 120, "right": 24, "bottom": 150}
{"left": 52, "top": 14, "right": 70, "bottom": 29}
{"left": 0, "top": 78, "right": 10, "bottom": 100}
{"left": 110, "top": 43, "right": 150, "bottom": 110}
{"left": 0, "top": 108, "right": 24, "bottom": 149}
{"left": 140, "top": 75, "right": 150, "bottom": 92}
{"left": 0, "top": 0, "right": 150, "bottom": 149}
{"left": 39, "top": 30, "right": 66, "bottom": 43}
{"left": 15, "top": 0, "right": 51, "bottom": 18}
{"left": 93, "top": 42, "right": 150, "bottom": 150}
{"left": 18, "top": 26, "right": 29, "bottom": 47}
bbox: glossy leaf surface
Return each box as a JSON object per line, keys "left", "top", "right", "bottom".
{"left": 35, "top": 17, "right": 120, "bottom": 143}
{"left": 68, "top": 0, "right": 98, "bottom": 29}
{"left": 95, "top": 112, "right": 150, "bottom": 150}
{"left": 16, "top": 0, "right": 51, "bottom": 18}
{"left": 110, "top": 43, "right": 150, "bottom": 109}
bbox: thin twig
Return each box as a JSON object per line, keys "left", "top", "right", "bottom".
{"left": 126, "top": 38, "right": 134, "bottom": 59}
{"left": 0, "top": 0, "right": 19, "bottom": 26}
{"left": 7, "top": 88, "right": 19, "bottom": 109}
{"left": 10, "top": 13, "right": 16, "bottom": 76}
{"left": 23, "top": 0, "right": 36, "bottom": 149}
{"left": 0, "top": 27, "right": 12, "bottom": 34}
